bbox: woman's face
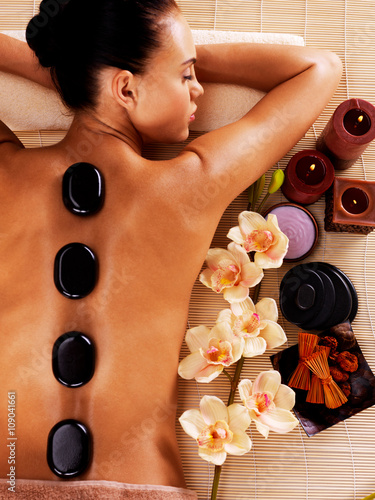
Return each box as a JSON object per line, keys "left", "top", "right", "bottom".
{"left": 130, "top": 13, "right": 204, "bottom": 144}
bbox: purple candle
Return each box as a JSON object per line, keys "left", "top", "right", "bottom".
{"left": 265, "top": 203, "right": 318, "bottom": 261}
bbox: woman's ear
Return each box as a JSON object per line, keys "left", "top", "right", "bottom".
{"left": 112, "top": 69, "right": 138, "bottom": 110}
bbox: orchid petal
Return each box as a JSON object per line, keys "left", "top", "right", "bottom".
{"left": 239, "top": 211, "right": 267, "bottom": 232}
{"left": 273, "top": 384, "right": 296, "bottom": 411}
{"left": 185, "top": 325, "right": 211, "bottom": 353}
{"left": 205, "top": 247, "right": 235, "bottom": 269}
{"left": 227, "top": 242, "right": 250, "bottom": 267}
{"left": 240, "top": 262, "right": 264, "bottom": 287}
{"left": 254, "top": 418, "right": 270, "bottom": 439}
{"left": 258, "top": 321, "right": 287, "bottom": 349}
{"left": 227, "top": 226, "right": 244, "bottom": 245}
{"left": 198, "top": 447, "right": 227, "bottom": 465}
{"left": 209, "top": 322, "right": 235, "bottom": 343}
{"left": 195, "top": 363, "right": 223, "bottom": 383}
{"left": 228, "top": 404, "right": 251, "bottom": 433}
{"left": 252, "top": 370, "right": 281, "bottom": 396}
{"left": 238, "top": 379, "right": 253, "bottom": 402}
{"left": 258, "top": 407, "right": 299, "bottom": 434}
{"left": 255, "top": 298, "right": 278, "bottom": 322}
{"left": 254, "top": 250, "right": 285, "bottom": 270}
{"left": 243, "top": 336, "right": 267, "bottom": 357}
{"left": 178, "top": 352, "right": 208, "bottom": 380}
{"left": 179, "top": 409, "right": 206, "bottom": 439}
{"left": 199, "top": 268, "right": 214, "bottom": 288}
{"left": 200, "top": 395, "right": 228, "bottom": 426}
{"left": 216, "top": 308, "right": 233, "bottom": 324}
{"left": 230, "top": 297, "right": 256, "bottom": 316}
{"left": 224, "top": 431, "right": 252, "bottom": 455}
{"left": 232, "top": 338, "right": 245, "bottom": 361}
{"left": 223, "top": 284, "right": 249, "bottom": 303}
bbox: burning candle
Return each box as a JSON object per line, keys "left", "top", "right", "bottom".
{"left": 265, "top": 203, "right": 318, "bottom": 262}
{"left": 325, "top": 177, "right": 375, "bottom": 234}
{"left": 281, "top": 149, "right": 335, "bottom": 205}
{"left": 316, "top": 98, "right": 375, "bottom": 170}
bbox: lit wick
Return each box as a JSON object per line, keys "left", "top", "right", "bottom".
{"left": 353, "top": 199, "right": 357, "bottom": 205}
{"left": 309, "top": 164, "right": 316, "bottom": 171}
{"left": 358, "top": 115, "right": 364, "bottom": 123}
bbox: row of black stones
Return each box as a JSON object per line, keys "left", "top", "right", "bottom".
{"left": 47, "top": 163, "right": 104, "bottom": 479}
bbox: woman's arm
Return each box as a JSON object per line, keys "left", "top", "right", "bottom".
{"left": 0, "top": 33, "right": 54, "bottom": 89}
{"left": 181, "top": 43, "right": 342, "bottom": 214}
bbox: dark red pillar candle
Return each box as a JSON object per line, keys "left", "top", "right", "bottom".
{"left": 332, "top": 177, "right": 375, "bottom": 226}
{"left": 281, "top": 150, "right": 335, "bottom": 205}
{"left": 316, "top": 98, "right": 375, "bottom": 170}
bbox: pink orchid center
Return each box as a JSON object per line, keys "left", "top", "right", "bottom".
{"left": 203, "top": 339, "right": 233, "bottom": 366}
{"left": 244, "top": 229, "right": 274, "bottom": 253}
{"left": 247, "top": 392, "right": 275, "bottom": 415}
{"left": 211, "top": 261, "right": 240, "bottom": 293}
{"left": 234, "top": 313, "right": 261, "bottom": 338}
{"left": 197, "top": 420, "right": 233, "bottom": 451}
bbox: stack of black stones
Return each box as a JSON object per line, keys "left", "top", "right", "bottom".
{"left": 47, "top": 162, "right": 104, "bottom": 478}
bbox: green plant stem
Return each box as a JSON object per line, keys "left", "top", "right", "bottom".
{"left": 256, "top": 191, "right": 270, "bottom": 215}
{"left": 211, "top": 465, "right": 222, "bottom": 500}
{"left": 211, "top": 280, "right": 262, "bottom": 500}
{"left": 222, "top": 368, "right": 233, "bottom": 384}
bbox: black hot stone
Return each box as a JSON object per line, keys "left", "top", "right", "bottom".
{"left": 47, "top": 419, "right": 91, "bottom": 478}
{"left": 54, "top": 243, "right": 97, "bottom": 299}
{"left": 52, "top": 332, "right": 95, "bottom": 387}
{"left": 63, "top": 163, "right": 104, "bottom": 216}
{"left": 280, "top": 267, "right": 328, "bottom": 327}
{"left": 280, "top": 262, "right": 356, "bottom": 331}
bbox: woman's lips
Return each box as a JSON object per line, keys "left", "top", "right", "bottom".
{"left": 189, "top": 114, "right": 195, "bottom": 122}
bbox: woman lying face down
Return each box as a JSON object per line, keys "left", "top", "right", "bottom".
{"left": 0, "top": 0, "right": 342, "bottom": 497}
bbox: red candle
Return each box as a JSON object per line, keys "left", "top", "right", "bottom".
{"left": 281, "top": 150, "right": 335, "bottom": 205}
{"left": 331, "top": 178, "right": 375, "bottom": 226}
{"left": 316, "top": 98, "right": 375, "bottom": 170}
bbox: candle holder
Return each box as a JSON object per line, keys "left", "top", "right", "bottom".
{"left": 316, "top": 98, "right": 375, "bottom": 170}
{"left": 325, "top": 177, "right": 375, "bottom": 234}
{"left": 281, "top": 149, "right": 335, "bottom": 205}
{"left": 263, "top": 203, "right": 319, "bottom": 262}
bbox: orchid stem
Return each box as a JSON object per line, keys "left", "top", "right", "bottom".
{"left": 212, "top": 280, "right": 262, "bottom": 499}
{"left": 222, "top": 369, "right": 233, "bottom": 384}
{"left": 256, "top": 192, "right": 270, "bottom": 215}
{"left": 211, "top": 465, "right": 222, "bottom": 500}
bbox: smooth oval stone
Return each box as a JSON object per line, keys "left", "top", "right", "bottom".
{"left": 47, "top": 419, "right": 91, "bottom": 478}
{"left": 63, "top": 163, "right": 104, "bottom": 216}
{"left": 52, "top": 332, "right": 95, "bottom": 387}
{"left": 54, "top": 243, "right": 97, "bottom": 299}
{"left": 296, "top": 284, "right": 315, "bottom": 310}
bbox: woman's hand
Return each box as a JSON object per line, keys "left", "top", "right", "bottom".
{"left": 0, "top": 33, "right": 54, "bottom": 89}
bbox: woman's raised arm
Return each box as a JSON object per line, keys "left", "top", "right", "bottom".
{"left": 0, "top": 33, "right": 53, "bottom": 89}
{"left": 182, "top": 42, "right": 342, "bottom": 213}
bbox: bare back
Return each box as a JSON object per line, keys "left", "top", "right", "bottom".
{"left": 0, "top": 124, "right": 218, "bottom": 487}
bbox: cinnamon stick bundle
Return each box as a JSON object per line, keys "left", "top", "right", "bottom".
{"left": 306, "top": 346, "right": 330, "bottom": 404}
{"left": 304, "top": 348, "right": 348, "bottom": 409}
{"left": 288, "top": 332, "right": 319, "bottom": 390}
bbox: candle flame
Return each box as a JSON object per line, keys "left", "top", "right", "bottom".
{"left": 309, "top": 164, "right": 316, "bottom": 171}
{"left": 358, "top": 115, "right": 364, "bottom": 123}
{"left": 353, "top": 199, "right": 357, "bottom": 205}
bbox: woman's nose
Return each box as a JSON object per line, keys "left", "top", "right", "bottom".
{"left": 192, "top": 78, "right": 204, "bottom": 99}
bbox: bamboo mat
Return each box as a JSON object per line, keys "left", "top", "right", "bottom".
{"left": 1, "top": 1, "right": 375, "bottom": 499}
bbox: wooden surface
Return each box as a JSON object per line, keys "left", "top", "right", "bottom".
{"left": 0, "top": 1, "right": 374, "bottom": 499}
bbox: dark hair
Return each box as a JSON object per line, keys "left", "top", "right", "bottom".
{"left": 26, "top": 0, "right": 179, "bottom": 111}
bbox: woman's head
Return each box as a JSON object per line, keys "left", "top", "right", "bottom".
{"left": 26, "top": 0, "right": 181, "bottom": 112}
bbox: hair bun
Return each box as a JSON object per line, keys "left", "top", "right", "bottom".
{"left": 26, "top": 0, "right": 70, "bottom": 67}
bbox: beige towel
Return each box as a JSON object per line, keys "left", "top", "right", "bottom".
{"left": 0, "top": 479, "right": 198, "bottom": 499}
{"left": 0, "top": 30, "right": 304, "bottom": 132}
